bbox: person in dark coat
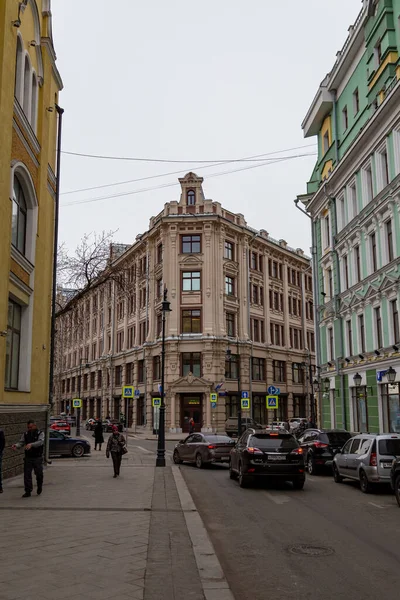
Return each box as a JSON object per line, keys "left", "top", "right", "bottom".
{"left": 106, "top": 426, "right": 127, "bottom": 477}
{"left": 189, "top": 418, "right": 195, "bottom": 433}
{"left": 94, "top": 419, "right": 104, "bottom": 451}
{"left": 12, "top": 420, "right": 44, "bottom": 498}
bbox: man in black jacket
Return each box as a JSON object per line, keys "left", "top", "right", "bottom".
{"left": 0, "top": 428, "right": 5, "bottom": 493}
{"left": 12, "top": 420, "right": 44, "bottom": 498}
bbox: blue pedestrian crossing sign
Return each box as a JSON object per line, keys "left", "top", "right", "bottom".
{"left": 152, "top": 397, "right": 161, "bottom": 407}
{"left": 241, "top": 398, "right": 250, "bottom": 410}
{"left": 122, "top": 386, "right": 134, "bottom": 399}
{"left": 266, "top": 395, "right": 279, "bottom": 409}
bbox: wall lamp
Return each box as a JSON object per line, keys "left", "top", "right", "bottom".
{"left": 353, "top": 372, "right": 362, "bottom": 387}
{"left": 327, "top": 361, "right": 333, "bottom": 367}
{"left": 345, "top": 358, "right": 351, "bottom": 363}
{"left": 359, "top": 354, "right": 364, "bottom": 360}
{"left": 386, "top": 366, "right": 396, "bottom": 384}
{"left": 393, "top": 345, "right": 399, "bottom": 352}
{"left": 374, "top": 350, "right": 380, "bottom": 357}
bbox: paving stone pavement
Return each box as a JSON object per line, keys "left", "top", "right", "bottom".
{"left": 0, "top": 435, "right": 233, "bottom": 600}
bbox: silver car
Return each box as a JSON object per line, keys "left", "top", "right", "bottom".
{"left": 173, "top": 433, "right": 235, "bottom": 468}
{"left": 333, "top": 433, "right": 400, "bottom": 493}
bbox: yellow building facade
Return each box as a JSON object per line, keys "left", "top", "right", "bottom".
{"left": 0, "top": 0, "right": 62, "bottom": 478}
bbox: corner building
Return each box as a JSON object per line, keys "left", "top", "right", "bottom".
{"left": 299, "top": 0, "right": 400, "bottom": 433}
{"left": 56, "top": 174, "right": 315, "bottom": 433}
{"left": 0, "top": 1, "right": 62, "bottom": 477}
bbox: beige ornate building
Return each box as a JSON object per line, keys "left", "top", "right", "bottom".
{"left": 55, "top": 173, "right": 315, "bottom": 432}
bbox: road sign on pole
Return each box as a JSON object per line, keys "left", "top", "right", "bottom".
{"left": 210, "top": 393, "right": 218, "bottom": 403}
{"left": 152, "top": 397, "right": 161, "bottom": 407}
{"left": 267, "top": 385, "right": 277, "bottom": 395}
{"left": 211, "top": 402, "right": 217, "bottom": 409}
{"left": 241, "top": 391, "right": 249, "bottom": 399}
{"left": 134, "top": 389, "right": 140, "bottom": 398}
{"left": 266, "top": 395, "right": 279, "bottom": 409}
{"left": 241, "top": 398, "right": 250, "bottom": 410}
{"left": 72, "top": 398, "right": 82, "bottom": 408}
{"left": 122, "top": 386, "right": 134, "bottom": 399}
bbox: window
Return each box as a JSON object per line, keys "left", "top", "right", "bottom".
{"left": 327, "top": 267, "right": 333, "bottom": 298}
{"left": 307, "top": 331, "right": 315, "bottom": 352}
{"left": 353, "top": 88, "right": 359, "bottom": 115}
{"left": 182, "top": 309, "right": 201, "bottom": 334}
{"left": 338, "top": 196, "right": 346, "bottom": 230}
{"left": 359, "top": 314, "right": 366, "bottom": 354}
{"left": 11, "top": 176, "right": 27, "bottom": 254}
{"left": 392, "top": 300, "right": 400, "bottom": 345}
{"left": 375, "top": 40, "right": 382, "bottom": 67}
{"left": 138, "top": 360, "right": 144, "bottom": 383}
{"left": 125, "top": 363, "right": 133, "bottom": 385}
{"left": 375, "top": 307, "right": 383, "bottom": 349}
{"left": 292, "top": 363, "right": 304, "bottom": 384}
{"left": 252, "top": 357, "right": 265, "bottom": 381}
{"left": 83, "top": 374, "right": 88, "bottom": 391}
{"left": 270, "top": 322, "right": 284, "bottom": 346}
{"left": 370, "top": 232, "right": 377, "bottom": 272}
{"left": 187, "top": 190, "right": 195, "bottom": 205}
{"left": 306, "top": 300, "right": 313, "bottom": 320}
{"left": 139, "top": 320, "right": 148, "bottom": 345}
{"left": 128, "top": 294, "right": 135, "bottom": 314}
{"left": 343, "top": 255, "right": 349, "bottom": 289}
{"left": 181, "top": 235, "right": 201, "bottom": 253}
{"left": 349, "top": 183, "right": 358, "bottom": 219}
{"left": 156, "top": 313, "right": 162, "bottom": 337}
{"left": 226, "top": 312, "right": 235, "bottom": 337}
{"left": 23, "top": 55, "right": 31, "bottom": 118}
{"left": 98, "top": 370, "right": 102, "bottom": 388}
{"left": 355, "top": 245, "right": 361, "bottom": 283}
{"left": 323, "top": 130, "right": 330, "bottom": 154}
{"left": 251, "top": 319, "right": 265, "bottom": 343}
{"left": 225, "top": 353, "right": 238, "bottom": 379}
{"left": 272, "top": 360, "right": 286, "bottom": 383}
{"left": 153, "top": 356, "right": 161, "bottom": 380}
{"left": 381, "top": 149, "right": 389, "bottom": 188}
{"left": 290, "top": 327, "right": 303, "bottom": 350}
{"left": 346, "top": 320, "right": 353, "bottom": 356}
{"left": 90, "top": 372, "right": 96, "bottom": 389}
{"left": 225, "top": 276, "right": 235, "bottom": 296}
{"left": 269, "top": 260, "right": 282, "bottom": 280}
{"left": 116, "top": 331, "right": 124, "bottom": 353}
{"left": 182, "top": 353, "right": 201, "bottom": 377}
{"left": 224, "top": 240, "right": 234, "bottom": 260}
{"left": 182, "top": 271, "right": 201, "bottom": 291}
{"left": 128, "top": 326, "right": 135, "bottom": 348}
{"left": 92, "top": 342, "right": 97, "bottom": 360}
{"left": 364, "top": 164, "right": 373, "bottom": 204}
{"left": 117, "top": 301, "right": 124, "bottom": 320}
{"left": 386, "top": 220, "right": 394, "bottom": 262}
{"left": 156, "top": 278, "right": 163, "bottom": 298}
{"left": 324, "top": 215, "right": 330, "bottom": 248}
{"left": 157, "top": 243, "right": 163, "bottom": 264}
{"left": 342, "top": 106, "right": 348, "bottom": 131}
{"left": 251, "top": 252, "right": 257, "bottom": 270}
{"left": 328, "top": 327, "right": 334, "bottom": 361}
{"left": 5, "top": 299, "right": 21, "bottom": 389}
{"left": 252, "top": 285, "right": 258, "bottom": 305}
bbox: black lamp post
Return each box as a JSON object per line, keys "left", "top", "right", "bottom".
{"left": 353, "top": 372, "right": 362, "bottom": 388}
{"left": 386, "top": 366, "right": 396, "bottom": 384}
{"left": 76, "top": 358, "right": 89, "bottom": 436}
{"left": 323, "top": 378, "right": 330, "bottom": 393}
{"left": 226, "top": 340, "right": 241, "bottom": 438}
{"left": 156, "top": 288, "right": 171, "bottom": 467}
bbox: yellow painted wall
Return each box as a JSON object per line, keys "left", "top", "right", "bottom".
{"left": 321, "top": 160, "right": 334, "bottom": 181}
{"left": 369, "top": 52, "right": 399, "bottom": 89}
{"left": 0, "top": 0, "right": 62, "bottom": 407}
{"left": 321, "top": 115, "right": 332, "bottom": 150}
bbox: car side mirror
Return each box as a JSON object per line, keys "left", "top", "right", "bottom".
{"left": 179, "top": 440, "right": 184, "bottom": 444}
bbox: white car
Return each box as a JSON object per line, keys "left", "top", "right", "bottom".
{"left": 289, "top": 418, "right": 307, "bottom": 431}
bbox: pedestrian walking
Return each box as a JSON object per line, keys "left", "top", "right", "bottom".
{"left": 12, "top": 420, "right": 44, "bottom": 498}
{"left": 94, "top": 419, "right": 104, "bottom": 451}
{"left": 308, "top": 416, "right": 316, "bottom": 429}
{"left": 106, "top": 425, "right": 127, "bottom": 478}
{"left": 189, "top": 417, "right": 195, "bottom": 433}
{"left": 0, "top": 427, "right": 5, "bottom": 493}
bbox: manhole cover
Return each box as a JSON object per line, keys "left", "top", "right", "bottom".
{"left": 288, "top": 544, "right": 334, "bottom": 557}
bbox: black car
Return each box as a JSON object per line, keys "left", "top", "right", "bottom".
{"left": 390, "top": 457, "right": 400, "bottom": 507}
{"left": 229, "top": 429, "right": 306, "bottom": 489}
{"left": 298, "top": 428, "right": 352, "bottom": 475}
{"left": 49, "top": 430, "right": 91, "bottom": 457}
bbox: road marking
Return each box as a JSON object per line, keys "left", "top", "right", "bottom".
{"left": 264, "top": 492, "right": 291, "bottom": 505}
{"left": 135, "top": 446, "right": 155, "bottom": 454}
{"left": 368, "top": 502, "right": 385, "bottom": 509}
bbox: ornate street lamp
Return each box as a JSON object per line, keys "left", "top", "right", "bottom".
{"left": 313, "top": 378, "right": 320, "bottom": 392}
{"left": 353, "top": 372, "right": 362, "bottom": 388}
{"left": 386, "top": 366, "right": 396, "bottom": 384}
{"left": 156, "top": 288, "right": 172, "bottom": 467}
{"left": 323, "top": 378, "right": 330, "bottom": 393}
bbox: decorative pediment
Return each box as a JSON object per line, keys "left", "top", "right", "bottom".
{"left": 181, "top": 255, "right": 203, "bottom": 265}
{"left": 171, "top": 372, "right": 213, "bottom": 391}
{"left": 348, "top": 291, "right": 364, "bottom": 307}
{"left": 379, "top": 274, "right": 398, "bottom": 291}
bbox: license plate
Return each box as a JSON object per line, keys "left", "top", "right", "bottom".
{"left": 382, "top": 462, "right": 392, "bottom": 468}
{"left": 268, "top": 455, "right": 286, "bottom": 461}
{"left": 221, "top": 456, "right": 229, "bottom": 460}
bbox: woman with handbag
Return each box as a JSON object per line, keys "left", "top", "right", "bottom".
{"left": 106, "top": 425, "right": 127, "bottom": 477}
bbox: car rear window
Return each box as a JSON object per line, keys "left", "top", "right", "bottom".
{"left": 378, "top": 438, "right": 400, "bottom": 456}
{"left": 249, "top": 435, "right": 298, "bottom": 450}
{"left": 204, "top": 436, "right": 233, "bottom": 443}
{"left": 320, "top": 432, "right": 351, "bottom": 445}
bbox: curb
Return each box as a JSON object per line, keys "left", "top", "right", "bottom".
{"left": 172, "top": 466, "right": 235, "bottom": 600}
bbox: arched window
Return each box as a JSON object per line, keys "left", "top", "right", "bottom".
{"left": 23, "top": 54, "right": 32, "bottom": 118}
{"left": 31, "top": 72, "right": 38, "bottom": 131}
{"left": 12, "top": 176, "right": 27, "bottom": 254}
{"left": 187, "top": 190, "right": 195, "bottom": 206}
{"left": 15, "top": 36, "right": 24, "bottom": 103}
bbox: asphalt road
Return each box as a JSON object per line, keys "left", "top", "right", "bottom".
{"left": 181, "top": 464, "right": 400, "bottom": 600}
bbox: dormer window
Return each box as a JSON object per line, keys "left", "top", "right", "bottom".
{"left": 187, "top": 190, "right": 195, "bottom": 206}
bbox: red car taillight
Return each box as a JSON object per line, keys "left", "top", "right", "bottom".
{"left": 291, "top": 448, "right": 304, "bottom": 455}
{"left": 370, "top": 452, "right": 377, "bottom": 466}
{"left": 247, "top": 447, "right": 263, "bottom": 455}
{"left": 207, "top": 445, "right": 216, "bottom": 449}
{"left": 314, "top": 442, "right": 328, "bottom": 449}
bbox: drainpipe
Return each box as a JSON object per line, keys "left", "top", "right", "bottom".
{"left": 46, "top": 103, "right": 64, "bottom": 465}
{"left": 294, "top": 200, "right": 322, "bottom": 423}
{"left": 332, "top": 90, "right": 340, "bottom": 166}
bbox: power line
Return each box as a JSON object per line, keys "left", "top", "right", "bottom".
{"left": 61, "top": 144, "right": 317, "bottom": 196}
{"left": 60, "top": 143, "right": 316, "bottom": 166}
{"left": 61, "top": 153, "right": 315, "bottom": 208}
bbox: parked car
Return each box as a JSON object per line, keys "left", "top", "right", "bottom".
{"left": 289, "top": 417, "right": 307, "bottom": 431}
{"left": 297, "top": 428, "right": 352, "bottom": 475}
{"left": 49, "top": 430, "right": 91, "bottom": 457}
{"left": 225, "top": 417, "right": 262, "bottom": 437}
{"left": 103, "top": 419, "right": 123, "bottom": 432}
{"left": 229, "top": 428, "right": 305, "bottom": 489}
{"left": 333, "top": 433, "right": 400, "bottom": 493}
{"left": 50, "top": 421, "right": 71, "bottom": 435}
{"left": 173, "top": 434, "right": 235, "bottom": 468}
{"left": 390, "top": 456, "right": 400, "bottom": 507}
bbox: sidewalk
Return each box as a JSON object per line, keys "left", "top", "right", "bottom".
{"left": 128, "top": 427, "right": 187, "bottom": 441}
{"left": 0, "top": 435, "right": 234, "bottom": 600}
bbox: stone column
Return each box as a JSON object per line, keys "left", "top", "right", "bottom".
{"left": 169, "top": 392, "right": 176, "bottom": 433}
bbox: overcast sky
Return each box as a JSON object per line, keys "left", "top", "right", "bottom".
{"left": 52, "top": 0, "right": 362, "bottom": 256}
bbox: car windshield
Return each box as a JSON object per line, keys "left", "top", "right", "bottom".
{"left": 249, "top": 435, "right": 298, "bottom": 450}
{"left": 56, "top": 422, "right": 68, "bottom": 426}
{"left": 378, "top": 439, "right": 400, "bottom": 456}
{"left": 320, "top": 432, "right": 352, "bottom": 445}
{"left": 204, "top": 436, "right": 233, "bottom": 443}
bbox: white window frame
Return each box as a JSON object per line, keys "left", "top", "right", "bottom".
{"left": 375, "top": 141, "right": 390, "bottom": 193}
{"left": 337, "top": 193, "right": 346, "bottom": 231}
{"left": 393, "top": 127, "right": 400, "bottom": 176}
{"left": 361, "top": 161, "right": 374, "bottom": 207}
{"left": 346, "top": 179, "right": 358, "bottom": 221}
{"left": 327, "top": 326, "right": 334, "bottom": 362}
{"left": 373, "top": 302, "right": 383, "bottom": 350}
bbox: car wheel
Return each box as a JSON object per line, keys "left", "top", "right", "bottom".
{"left": 195, "top": 453, "right": 203, "bottom": 469}
{"left": 333, "top": 464, "right": 343, "bottom": 483}
{"left": 307, "top": 455, "right": 316, "bottom": 475}
{"left": 238, "top": 464, "right": 248, "bottom": 488}
{"left": 293, "top": 479, "right": 305, "bottom": 490}
{"left": 72, "top": 444, "right": 84, "bottom": 458}
{"left": 229, "top": 462, "right": 237, "bottom": 480}
{"left": 395, "top": 474, "right": 400, "bottom": 508}
{"left": 173, "top": 450, "right": 183, "bottom": 465}
{"left": 359, "top": 470, "right": 372, "bottom": 493}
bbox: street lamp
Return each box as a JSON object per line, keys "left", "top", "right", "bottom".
{"left": 76, "top": 358, "right": 89, "bottom": 436}
{"left": 226, "top": 340, "right": 241, "bottom": 438}
{"left": 313, "top": 378, "right": 319, "bottom": 392}
{"left": 353, "top": 372, "right": 362, "bottom": 388}
{"left": 156, "top": 288, "right": 171, "bottom": 467}
{"left": 323, "top": 378, "right": 330, "bottom": 393}
{"left": 386, "top": 366, "right": 396, "bottom": 384}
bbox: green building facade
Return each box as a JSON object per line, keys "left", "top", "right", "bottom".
{"left": 299, "top": 0, "right": 400, "bottom": 434}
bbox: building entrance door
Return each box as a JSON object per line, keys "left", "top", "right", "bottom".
{"left": 180, "top": 395, "right": 203, "bottom": 432}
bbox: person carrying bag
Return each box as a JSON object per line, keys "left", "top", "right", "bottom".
{"left": 106, "top": 425, "right": 127, "bottom": 477}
